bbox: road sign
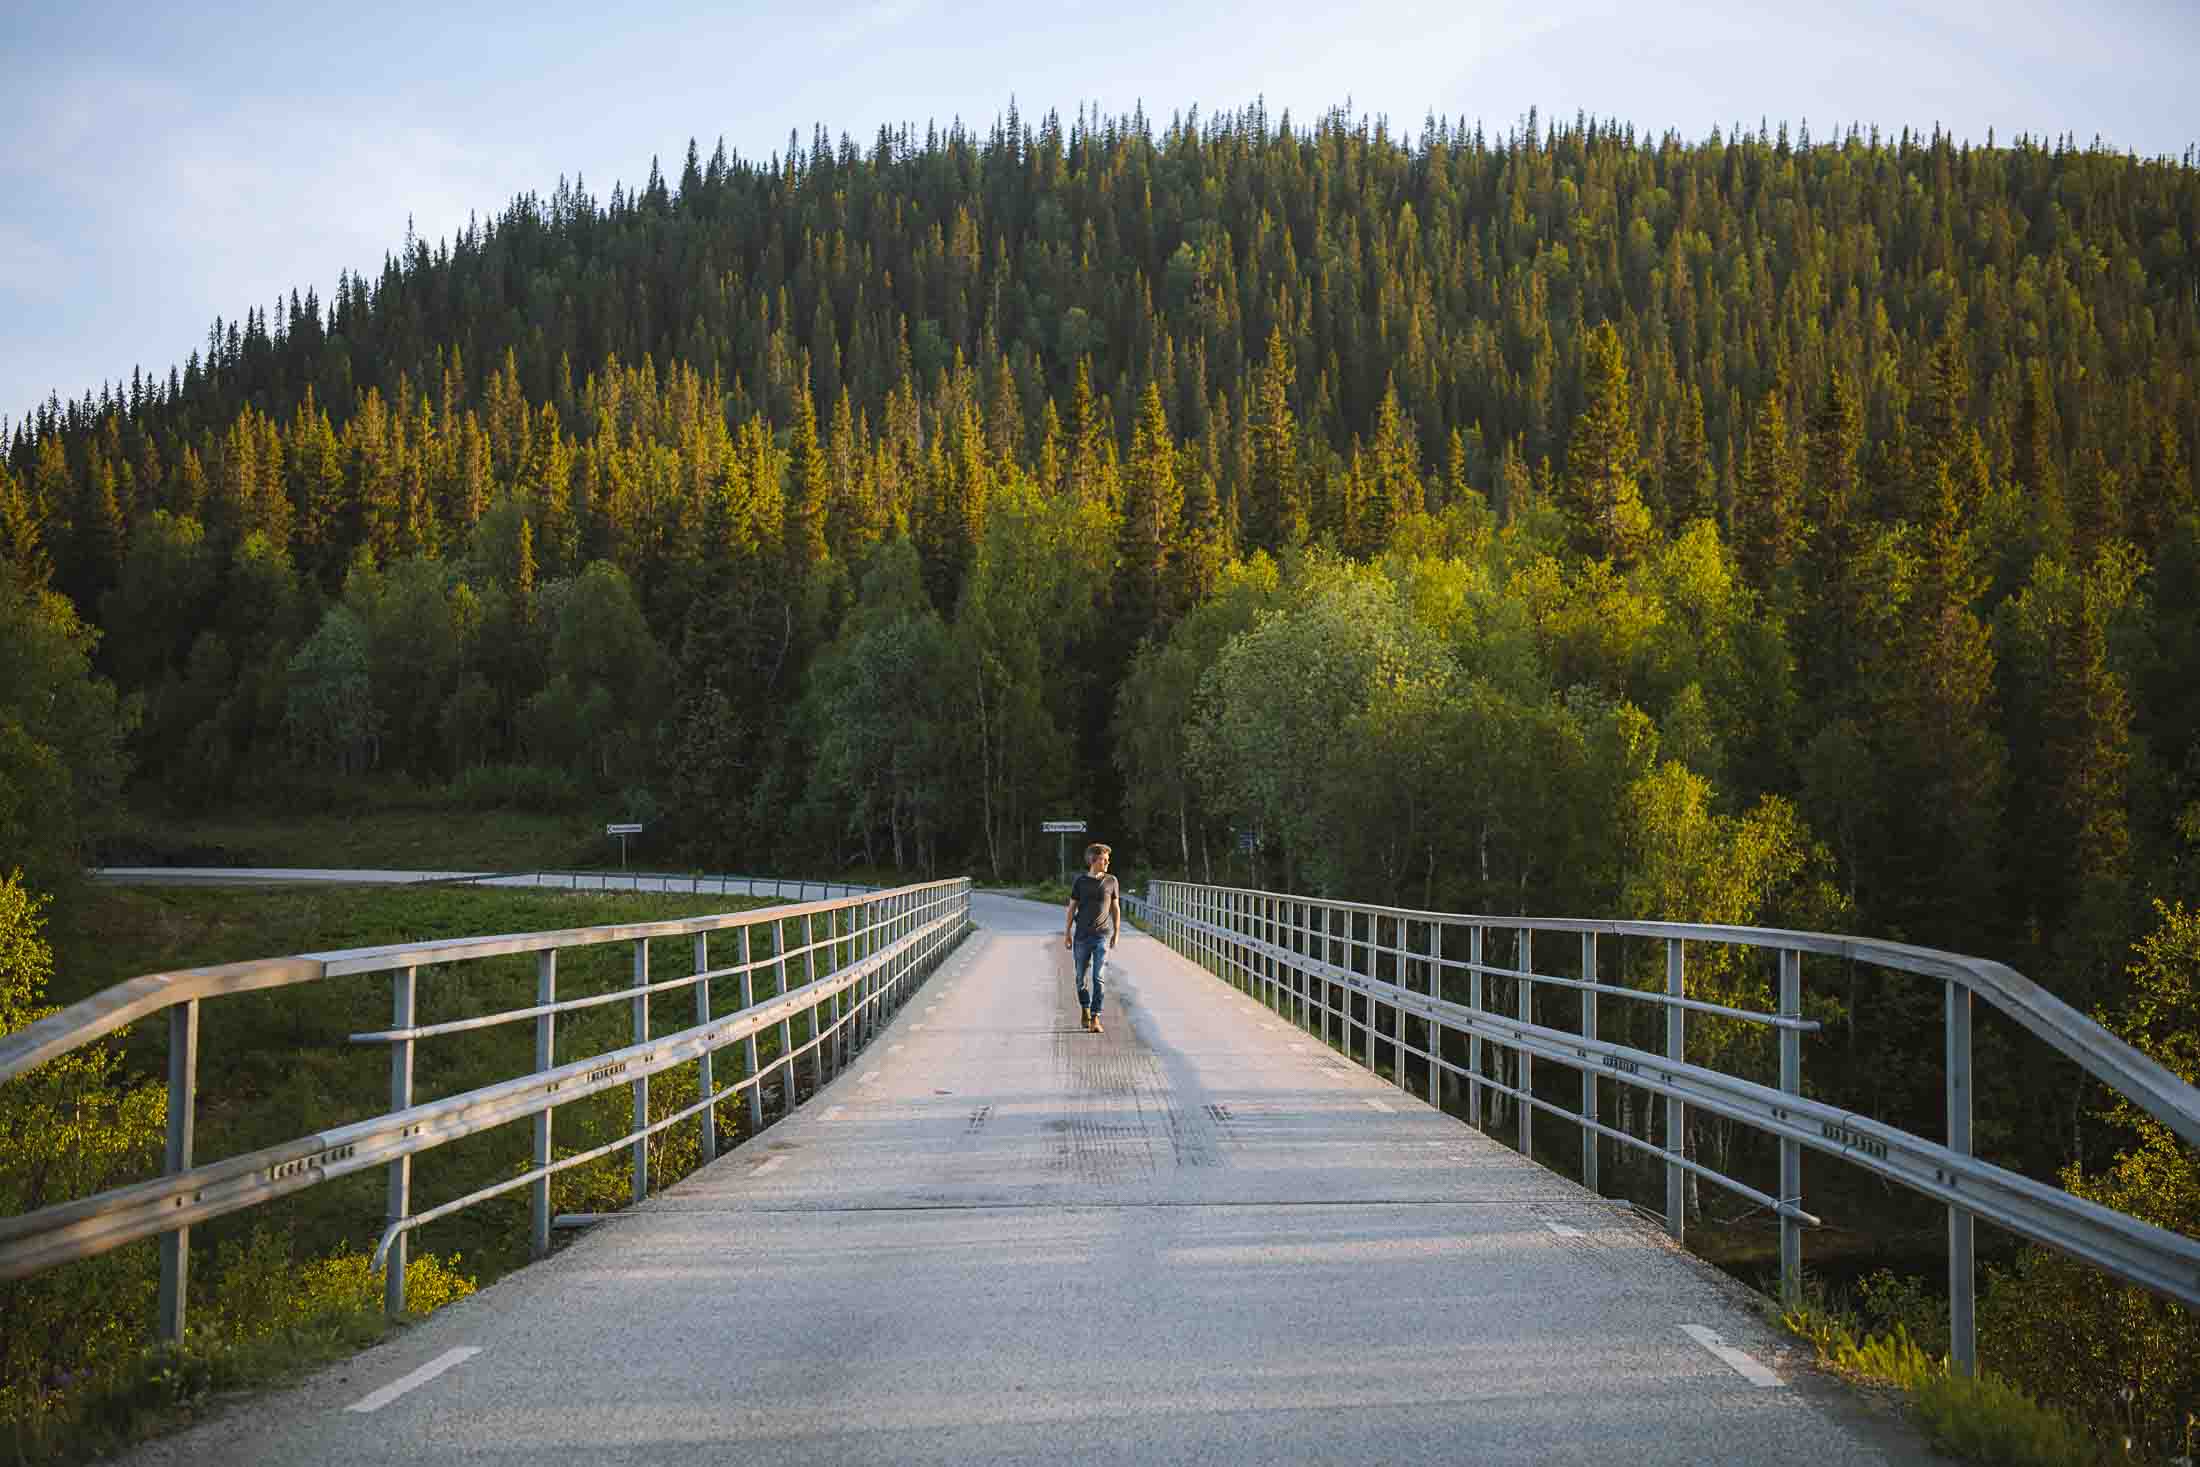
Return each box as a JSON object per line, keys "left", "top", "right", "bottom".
{"left": 606, "top": 823, "right": 645, "bottom": 836}
{"left": 1041, "top": 819, "right": 1087, "bottom": 885}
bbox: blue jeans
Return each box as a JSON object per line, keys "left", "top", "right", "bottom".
{"left": 1072, "top": 934, "right": 1110, "bottom": 1015}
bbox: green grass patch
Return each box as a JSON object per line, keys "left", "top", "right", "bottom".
{"left": 103, "top": 802, "right": 606, "bottom": 873}
{"left": 1780, "top": 1282, "right": 2110, "bottom": 1466}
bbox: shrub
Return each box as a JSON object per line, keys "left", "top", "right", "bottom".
{"left": 1782, "top": 1285, "right": 2109, "bottom": 1466}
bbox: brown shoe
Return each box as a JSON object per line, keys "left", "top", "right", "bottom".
{"left": 1089, "top": 1015, "right": 1104, "bottom": 1034}
{"left": 1080, "top": 1007, "right": 1092, "bottom": 1030}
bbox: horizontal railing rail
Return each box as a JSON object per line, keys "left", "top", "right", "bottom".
{"left": 427, "top": 870, "right": 882, "bottom": 901}
{"left": 0, "top": 878, "right": 973, "bottom": 1340}
{"left": 1129, "top": 880, "right": 2200, "bottom": 1375}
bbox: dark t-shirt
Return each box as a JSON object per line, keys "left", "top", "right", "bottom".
{"left": 1070, "top": 872, "right": 1119, "bottom": 941}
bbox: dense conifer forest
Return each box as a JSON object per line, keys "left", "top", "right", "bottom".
{"left": 3, "top": 102, "right": 2198, "bottom": 1449}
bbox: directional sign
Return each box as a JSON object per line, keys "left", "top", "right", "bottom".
{"left": 605, "top": 823, "right": 645, "bottom": 836}
{"left": 1040, "top": 820, "right": 1087, "bottom": 833}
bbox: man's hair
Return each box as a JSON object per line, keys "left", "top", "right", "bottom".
{"left": 1085, "top": 843, "right": 1111, "bottom": 865}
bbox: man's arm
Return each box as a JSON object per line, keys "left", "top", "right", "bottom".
{"left": 1107, "top": 879, "right": 1121, "bottom": 942}
{"left": 1064, "top": 889, "right": 1076, "bottom": 949}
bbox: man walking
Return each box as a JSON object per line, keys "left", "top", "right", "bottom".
{"left": 1064, "top": 842, "right": 1120, "bottom": 1032}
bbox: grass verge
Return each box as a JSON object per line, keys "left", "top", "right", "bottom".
{"left": 1779, "top": 1283, "right": 2111, "bottom": 1466}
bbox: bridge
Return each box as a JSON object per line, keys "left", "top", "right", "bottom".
{"left": 7, "top": 879, "right": 2198, "bottom": 1465}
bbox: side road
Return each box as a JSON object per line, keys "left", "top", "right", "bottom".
{"left": 92, "top": 867, "right": 867, "bottom": 899}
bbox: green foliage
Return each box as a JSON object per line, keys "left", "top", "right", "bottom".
{"left": 3, "top": 1227, "right": 474, "bottom": 1465}
{"left": 1781, "top": 1288, "right": 2108, "bottom": 1467}
{"left": 448, "top": 762, "right": 587, "bottom": 814}
{"left": 1978, "top": 900, "right": 2200, "bottom": 1456}
{"left": 0, "top": 569, "right": 137, "bottom": 897}
{"left": 285, "top": 606, "right": 377, "bottom": 774}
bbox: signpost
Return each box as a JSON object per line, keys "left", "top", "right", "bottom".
{"left": 606, "top": 822, "right": 644, "bottom": 870}
{"left": 1041, "top": 819, "right": 1087, "bottom": 887}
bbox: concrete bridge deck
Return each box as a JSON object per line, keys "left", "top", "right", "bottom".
{"left": 123, "top": 892, "right": 1926, "bottom": 1466}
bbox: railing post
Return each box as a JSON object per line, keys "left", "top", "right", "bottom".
{"left": 1429, "top": 921, "right": 1443, "bottom": 1107}
{"left": 775, "top": 919, "right": 794, "bottom": 1110}
{"left": 1581, "top": 932, "right": 1599, "bottom": 1193}
{"left": 157, "top": 998, "right": 199, "bottom": 1342}
{"left": 1517, "top": 928, "right": 1534, "bottom": 1159}
{"left": 1779, "top": 948, "right": 1802, "bottom": 1303}
{"left": 1948, "top": 978, "right": 1976, "bottom": 1376}
{"left": 740, "top": 926, "right": 762, "bottom": 1134}
{"left": 386, "top": 966, "right": 416, "bottom": 1316}
{"left": 1665, "top": 938, "right": 1687, "bottom": 1242}
{"left": 532, "top": 952, "right": 556, "bottom": 1258}
{"left": 1468, "top": 924, "right": 1484, "bottom": 1128}
{"left": 804, "top": 912, "right": 822, "bottom": 1082}
{"left": 696, "top": 933, "right": 715, "bottom": 1165}
{"left": 631, "top": 939, "right": 650, "bottom": 1204}
{"left": 1262, "top": 895, "right": 1273, "bottom": 1009}
{"left": 1389, "top": 915, "right": 1404, "bottom": 1089}
{"left": 856, "top": 899, "right": 868, "bottom": 1029}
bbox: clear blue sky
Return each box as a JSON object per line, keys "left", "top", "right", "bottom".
{"left": 4, "top": 0, "right": 2194, "bottom": 430}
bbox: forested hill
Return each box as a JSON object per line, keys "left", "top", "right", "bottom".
{"left": 5, "top": 106, "right": 2199, "bottom": 980}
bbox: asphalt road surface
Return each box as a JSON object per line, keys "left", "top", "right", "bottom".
{"left": 119, "top": 891, "right": 1930, "bottom": 1466}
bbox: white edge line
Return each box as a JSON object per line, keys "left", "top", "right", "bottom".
{"left": 344, "top": 1347, "right": 483, "bottom": 1413}
{"left": 822, "top": 1105, "right": 845, "bottom": 1120}
{"left": 752, "top": 1155, "right": 785, "bottom": 1175}
{"left": 1362, "top": 1097, "right": 1395, "bottom": 1113}
{"left": 1543, "top": 1221, "right": 1586, "bottom": 1239}
{"left": 1679, "top": 1324, "right": 1782, "bottom": 1388}
{"left": 859, "top": 1070, "right": 881, "bottom": 1084}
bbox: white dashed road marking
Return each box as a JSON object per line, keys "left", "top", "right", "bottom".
{"left": 889, "top": 1043, "right": 904, "bottom": 1053}
{"left": 1679, "top": 1325, "right": 1782, "bottom": 1388}
{"left": 859, "top": 1070, "right": 881, "bottom": 1086}
{"left": 822, "top": 1106, "right": 845, "bottom": 1120}
{"left": 1362, "top": 1097, "right": 1395, "bottom": 1113}
{"left": 1544, "top": 1222, "right": 1586, "bottom": 1239}
{"left": 344, "top": 1347, "right": 483, "bottom": 1413}
{"left": 752, "top": 1156, "right": 785, "bottom": 1176}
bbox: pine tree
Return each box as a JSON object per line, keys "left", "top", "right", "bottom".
{"left": 1557, "top": 323, "right": 1654, "bottom": 563}
{"left": 783, "top": 384, "right": 830, "bottom": 576}
{"left": 985, "top": 353, "right": 1024, "bottom": 471}
{"left": 1735, "top": 386, "right": 1803, "bottom": 590}
{"left": 2013, "top": 361, "right": 2070, "bottom": 558}
{"left": 1169, "top": 438, "right": 1228, "bottom": 615}
{"left": 1065, "top": 359, "right": 1118, "bottom": 515}
{"left": 1662, "top": 383, "right": 1716, "bottom": 527}
{"left": 1800, "top": 368, "right": 1865, "bottom": 706}
{"left": 515, "top": 515, "right": 538, "bottom": 626}
{"left": 1867, "top": 459, "right": 2005, "bottom": 951}
{"left": 1364, "top": 375, "right": 1423, "bottom": 551}
{"left": 1116, "top": 381, "right": 1182, "bottom": 639}
{"left": 0, "top": 464, "right": 51, "bottom": 587}
{"left": 526, "top": 404, "right": 577, "bottom": 573}
{"left": 1244, "top": 326, "right": 1305, "bottom": 552}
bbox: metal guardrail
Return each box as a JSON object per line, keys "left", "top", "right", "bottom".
{"left": 1130, "top": 880, "right": 2200, "bottom": 1375}
{"left": 430, "top": 871, "right": 882, "bottom": 901}
{"left": 0, "top": 878, "right": 973, "bottom": 1338}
